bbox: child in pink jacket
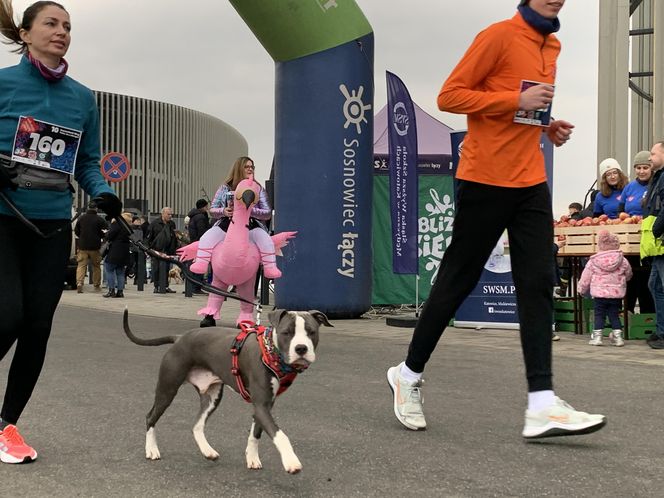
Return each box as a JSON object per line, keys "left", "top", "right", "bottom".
{"left": 578, "top": 230, "right": 632, "bottom": 346}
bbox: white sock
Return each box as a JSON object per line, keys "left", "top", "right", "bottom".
{"left": 399, "top": 362, "right": 423, "bottom": 383}
{"left": 527, "top": 390, "right": 556, "bottom": 412}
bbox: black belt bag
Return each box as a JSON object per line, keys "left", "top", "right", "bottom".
{"left": 0, "top": 152, "right": 73, "bottom": 192}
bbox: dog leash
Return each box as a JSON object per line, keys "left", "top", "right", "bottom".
{"left": 114, "top": 214, "right": 261, "bottom": 309}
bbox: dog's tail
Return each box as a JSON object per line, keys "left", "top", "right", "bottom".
{"left": 123, "top": 308, "right": 179, "bottom": 346}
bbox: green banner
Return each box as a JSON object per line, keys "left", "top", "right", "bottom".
{"left": 228, "top": 0, "right": 372, "bottom": 62}
{"left": 372, "top": 175, "right": 455, "bottom": 305}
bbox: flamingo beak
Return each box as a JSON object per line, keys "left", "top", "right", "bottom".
{"left": 241, "top": 189, "right": 256, "bottom": 209}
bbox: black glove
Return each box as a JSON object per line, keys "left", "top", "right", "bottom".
{"left": 93, "top": 192, "right": 122, "bottom": 220}
{"left": 0, "top": 164, "right": 18, "bottom": 191}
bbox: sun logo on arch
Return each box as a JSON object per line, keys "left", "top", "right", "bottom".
{"left": 339, "top": 84, "right": 372, "bottom": 134}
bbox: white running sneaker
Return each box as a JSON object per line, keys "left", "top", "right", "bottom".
{"left": 387, "top": 363, "right": 426, "bottom": 431}
{"left": 609, "top": 330, "right": 625, "bottom": 347}
{"left": 588, "top": 330, "right": 603, "bottom": 346}
{"left": 522, "top": 397, "right": 606, "bottom": 439}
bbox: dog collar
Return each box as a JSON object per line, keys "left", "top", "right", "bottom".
{"left": 231, "top": 322, "right": 299, "bottom": 403}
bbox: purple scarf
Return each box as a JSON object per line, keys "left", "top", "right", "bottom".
{"left": 27, "top": 52, "right": 68, "bottom": 81}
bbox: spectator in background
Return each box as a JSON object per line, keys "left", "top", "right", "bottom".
{"left": 578, "top": 230, "right": 632, "bottom": 347}
{"left": 187, "top": 198, "right": 210, "bottom": 243}
{"left": 620, "top": 150, "right": 654, "bottom": 314}
{"left": 139, "top": 215, "right": 149, "bottom": 238}
{"left": 556, "top": 202, "right": 583, "bottom": 297}
{"left": 186, "top": 198, "right": 210, "bottom": 295}
{"left": 593, "top": 158, "right": 628, "bottom": 219}
{"left": 146, "top": 206, "right": 177, "bottom": 294}
{"left": 619, "top": 150, "right": 651, "bottom": 216}
{"left": 74, "top": 201, "right": 108, "bottom": 293}
{"left": 568, "top": 202, "right": 583, "bottom": 221}
{"left": 643, "top": 140, "right": 664, "bottom": 349}
{"left": 126, "top": 216, "right": 144, "bottom": 281}
{"left": 103, "top": 212, "right": 133, "bottom": 298}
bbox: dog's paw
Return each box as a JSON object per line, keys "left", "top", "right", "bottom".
{"left": 203, "top": 448, "right": 220, "bottom": 461}
{"left": 246, "top": 455, "right": 263, "bottom": 470}
{"left": 282, "top": 455, "right": 302, "bottom": 474}
{"left": 145, "top": 447, "right": 161, "bottom": 460}
{"left": 145, "top": 430, "right": 161, "bottom": 460}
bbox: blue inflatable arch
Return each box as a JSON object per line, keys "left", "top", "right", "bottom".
{"left": 229, "top": 1, "right": 374, "bottom": 318}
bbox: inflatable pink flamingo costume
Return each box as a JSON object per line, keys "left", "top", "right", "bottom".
{"left": 178, "top": 178, "right": 296, "bottom": 325}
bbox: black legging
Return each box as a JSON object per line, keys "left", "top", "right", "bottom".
{"left": 406, "top": 181, "right": 554, "bottom": 392}
{"left": 0, "top": 214, "right": 71, "bottom": 424}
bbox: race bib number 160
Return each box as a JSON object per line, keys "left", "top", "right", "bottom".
{"left": 11, "top": 116, "right": 82, "bottom": 175}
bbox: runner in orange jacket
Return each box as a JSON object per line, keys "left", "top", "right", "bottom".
{"left": 387, "top": 0, "right": 607, "bottom": 440}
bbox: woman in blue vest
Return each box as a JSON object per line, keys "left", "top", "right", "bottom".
{"left": 0, "top": 1, "right": 121, "bottom": 463}
{"left": 619, "top": 150, "right": 655, "bottom": 314}
{"left": 593, "top": 158, "right": 628, "bottom": 219}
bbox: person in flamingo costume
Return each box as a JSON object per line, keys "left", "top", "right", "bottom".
{"left": 178, "top": 177, "right": 296, "bottom": 326}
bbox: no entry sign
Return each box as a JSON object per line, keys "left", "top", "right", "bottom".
{"left": 100, "top": 152, "right": 131, "bottom": 182}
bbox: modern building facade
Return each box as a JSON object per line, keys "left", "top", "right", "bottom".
{"left": 75, "top": 90, "right": 248, "bottom": 223}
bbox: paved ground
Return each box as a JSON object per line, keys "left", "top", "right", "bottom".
{"left": 2, "top": 282, "right": 664, "bottom": 497}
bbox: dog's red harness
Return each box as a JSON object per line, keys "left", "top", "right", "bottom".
{"left": 230, "top": 321, "right": 300, "bottom": 403}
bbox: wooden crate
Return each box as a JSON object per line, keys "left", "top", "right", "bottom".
{"left": 554, "top": 224, "right": 641, "bottom": 255}
{"left": 554, "top": 226, "right": 596, "bottom": 254}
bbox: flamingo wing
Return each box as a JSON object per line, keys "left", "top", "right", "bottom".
{"left": 271, "top": 231, "right": 297, "bottom": 256}
{"left": 176, "top": 241, "right": 199, "bottom": 262}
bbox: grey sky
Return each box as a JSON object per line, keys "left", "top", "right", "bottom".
{"left": 1, "top": 0, "right": 600, "bottom": 217}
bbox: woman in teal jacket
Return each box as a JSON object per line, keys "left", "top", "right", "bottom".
{"left": 0, "top": 1, "right": 121, "bottom": 464}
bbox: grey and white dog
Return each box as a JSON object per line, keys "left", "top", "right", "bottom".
{"left": 122, "top": 308, "right": 332, "bottom": 473}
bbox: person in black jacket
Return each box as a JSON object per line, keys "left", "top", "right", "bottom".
{"left": 74, "top": 201, "right": 108, "bottom": 293}
{"left": 146, "top": 207, "right": 177, "bottom": 294}
{"left": 103, "top": 212, "right": 132, "bottom": 298}
{"left": 187, "top": 199, "right": 210, "bottom": 243}
{"left": 186, "top": 199, "right": 210, "bottom": 294}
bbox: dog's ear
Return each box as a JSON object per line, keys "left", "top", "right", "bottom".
{"left": 309, "top": 310, "right": 333, "bottom": 327}
{"left": 268, "top": 309, "right": 289, "bottom": 327}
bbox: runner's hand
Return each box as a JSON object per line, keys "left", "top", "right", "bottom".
{"left": 93, "top": 192, "right": 122, "bottom": 220}
{"left": 546, "top": 120, "right": 574, "bottom": 147}
{"left": 518, "top": 84, "right": 554, "bottom": 111}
